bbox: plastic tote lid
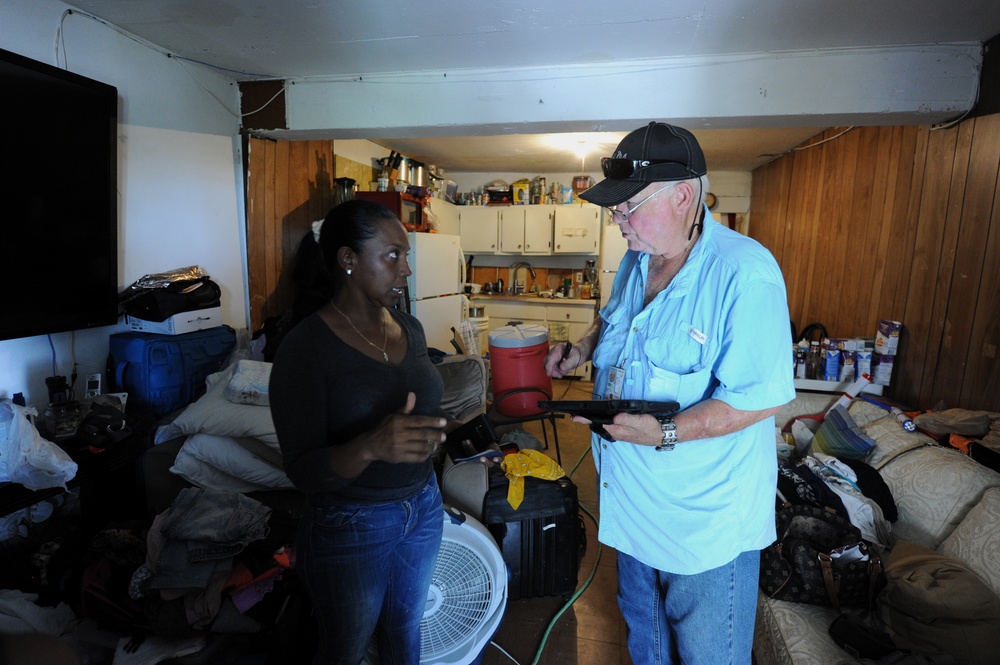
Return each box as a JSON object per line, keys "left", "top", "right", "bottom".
{"left": 488, "top": 324, "right": 549, "bottom": 348}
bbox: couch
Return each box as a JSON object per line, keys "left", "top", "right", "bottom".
{"left": 754, "top": 395, "right": 1000, "bottom": 665}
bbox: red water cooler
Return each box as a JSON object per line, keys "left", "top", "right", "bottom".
{"left": 488, "top": 324, "right": 552, "bottom": 417}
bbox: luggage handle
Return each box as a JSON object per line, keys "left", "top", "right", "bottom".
{"left": 115, "top": 361, "right": 130, "bottom": 392}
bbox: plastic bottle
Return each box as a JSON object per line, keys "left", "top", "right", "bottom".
{"left": 794, "top": 344, "right": 807, "bottom": 379}
{"left": 806, "top": 341, "right": 821, "bottom": 380}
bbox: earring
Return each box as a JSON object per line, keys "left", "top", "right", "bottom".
{"left": 346, "top": 269, "right": 352, "bottom": 275}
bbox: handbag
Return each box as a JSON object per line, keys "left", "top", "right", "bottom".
{"left": 760, "top": 503, "right": 884, "bottom": 611}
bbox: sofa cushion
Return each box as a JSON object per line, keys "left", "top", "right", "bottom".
{"left": 775, "top": 392, "right": 838, "bottom": 430}
{"left": 435, "top": 354, "right": 488, "bottom": 422}
{"left": 860, "top": 415, "right": 934, "bottom": 470}
{"left": 876, "top": 442, "right": 1000, "bottom": 550}
{"left": 940, "top": 486, "right": 1000, "bottom": 598}
{"left": 754, "top": 593, "right": 852, "bottom": 665}
{"left": 846, "top": 400, "right": 894, "bottom": 427}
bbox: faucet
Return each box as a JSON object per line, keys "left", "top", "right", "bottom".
{"left": 510, "top": 261, "right": 536, "bottom": 294}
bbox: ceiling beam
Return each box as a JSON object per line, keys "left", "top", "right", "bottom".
{"left": 252, "top": 43, "right": 983, "bottom": 140}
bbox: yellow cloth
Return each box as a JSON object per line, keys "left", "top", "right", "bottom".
{"left": 500, "top": 449, "right": 565, "bottom": 510}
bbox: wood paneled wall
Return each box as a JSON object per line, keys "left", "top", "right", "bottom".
{"left": 749, "top": 117, "right": 1000, "bottom": 412}
{"left": 245, "top": 137, "right": 337, "bottom": 329}
{"left": 245, "top": 137, "right": 378, "bottom": 330}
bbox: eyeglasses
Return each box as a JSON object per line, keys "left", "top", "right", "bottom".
{"left": 602, "top": 157, "right": 684, "bottom": 179}
{"left": 606, "top": 184, "right": 676, "bottom": 224}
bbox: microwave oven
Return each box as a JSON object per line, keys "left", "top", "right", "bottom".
{"left": 355, "top": 191, "right": 426, "bottom": 231}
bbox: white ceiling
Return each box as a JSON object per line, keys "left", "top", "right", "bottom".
{"left": 61, "top": 0, "right": 1000, "bottom": 172}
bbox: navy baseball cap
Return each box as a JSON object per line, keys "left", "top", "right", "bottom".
{"left": 580, "top": 122, "right": 707, "bottom": 207}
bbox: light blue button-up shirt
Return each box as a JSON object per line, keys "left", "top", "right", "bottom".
{"left": 591, "top": 208, "right": 795, "bottom": 574}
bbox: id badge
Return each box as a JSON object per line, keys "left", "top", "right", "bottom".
{"left": 605, "top": 364, "right": 625, "bottom": 399}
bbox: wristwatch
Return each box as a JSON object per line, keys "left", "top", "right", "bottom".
{"left": 656, "top": 417, "right": 678, "bottom": 452}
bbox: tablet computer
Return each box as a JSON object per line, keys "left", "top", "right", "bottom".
{"left": 537, "top": 399, "right": 680, "bottom": 441}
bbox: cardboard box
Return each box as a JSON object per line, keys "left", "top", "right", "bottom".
{"left": 127, "top": 306, "right": 223, "bottom": 335}
{"left": 873, "top": 352, "right": 895, "bottom": 386}
{"left": 512, "top": 182, "right": 529, "bottom": 204}
{"left": 875, "top": 320, "right": 902, "bottom": 354}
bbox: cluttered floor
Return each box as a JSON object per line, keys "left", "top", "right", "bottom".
{"left": 2, "top": 378, "right": 633, "bottom": 665}
{"left": 478, "top": 378, "right": 632, "bottom": 665}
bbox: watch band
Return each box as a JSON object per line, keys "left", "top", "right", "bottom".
{"left": 656, "top": 417, "right": 677, "bottom": 452}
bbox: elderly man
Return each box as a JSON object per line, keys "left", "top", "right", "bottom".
{"left": 545, "top": 122, "right": 794, "bottom": 664}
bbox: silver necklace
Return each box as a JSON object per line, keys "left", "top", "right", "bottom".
{"left": 331, "top": 302, "right": 389, "bottom": 362}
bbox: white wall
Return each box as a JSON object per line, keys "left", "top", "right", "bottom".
{"left": 0, "top": 0, "right": 246, "bottom": 409}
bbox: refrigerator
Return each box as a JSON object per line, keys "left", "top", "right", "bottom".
{"left": 405, "top": 232, "right": 466, "bottom": 352}
{"left": 599, "top": 214, "right": 630, "bottom": 310}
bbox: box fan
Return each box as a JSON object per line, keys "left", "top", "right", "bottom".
{"left": 366, "top": 507, "right": 508, "bottom": 664}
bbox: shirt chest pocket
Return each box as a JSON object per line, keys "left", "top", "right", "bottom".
{"left": 642, "top": 321, "right": 715, "bottom": 406}
{"left": 592, "top": 305, "right": 631, "bottom": 371}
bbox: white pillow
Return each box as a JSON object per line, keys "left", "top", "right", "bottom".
{"left": 169, "top": 432, "right": 293, "bottom": 491}
{"left": 155, "top": 366, "right": 277, "bottom": 445}
{"left": 171, "top": 447, "right": 273, "bottom": 494}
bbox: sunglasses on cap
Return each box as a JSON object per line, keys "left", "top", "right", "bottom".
{"left": 601, "top": 158, "right": 688, "bottom": 179}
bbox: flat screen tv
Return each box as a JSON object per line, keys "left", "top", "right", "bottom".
{"left": 0, "top": 48, "right": 119, "bottom": 341}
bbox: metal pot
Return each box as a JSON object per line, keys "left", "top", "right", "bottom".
{"left": 469, "top": 305, "right": 486, "bottom": 318}
{"left": 411, "top": 162, "right": 427, "bottom": 188}
{"left": 396, "top": 157, "right": 412, "bottom": 184}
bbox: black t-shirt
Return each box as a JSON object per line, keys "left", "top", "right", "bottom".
{"left": 269, "top": 308, "right": 443, "bottom": 501}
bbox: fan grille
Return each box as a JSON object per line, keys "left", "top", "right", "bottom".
{"left": 420, "top": 539, "right": 496, "bottom": 659}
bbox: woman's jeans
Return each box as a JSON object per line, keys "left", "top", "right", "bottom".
{"left": 617, "top": 549, "right": 760, "bottom": 665}
{"left": 297, "top": 477, "right": 443, "bottom": 665}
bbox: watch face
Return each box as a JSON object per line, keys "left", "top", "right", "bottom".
{"left": 705, "top": 192, "right": 717, "bottom": 209}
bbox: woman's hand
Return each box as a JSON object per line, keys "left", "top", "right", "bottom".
{"left": 368, "top": 392, "right": 447, "bottom": 463}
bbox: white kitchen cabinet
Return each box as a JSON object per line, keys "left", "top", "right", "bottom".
{"left": 523, "top": 205, "right": 554, "bottom": 255}
{"left": 553, "top": 204, "right": 600, "bottom": 255}
{"left": 459, "top": 207, "right": 499, "bottom": 253}
{"left": 499, "top": 206, "right": 553, "bottom": 255}
{"left": 426, "top": 198, "right": 460, "bottom": 235}
{"left": 498, "top": 208, "right": 524, "bottom": 254}
{"left": 477, "top": 299, "right": 546, "bottom": 331}
{"left": 544, "top": 303, "right": 595, "bottom": 378}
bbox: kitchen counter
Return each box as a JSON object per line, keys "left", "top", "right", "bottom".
{"left": 471, "top": 294, "right": 597, "bottom": 306}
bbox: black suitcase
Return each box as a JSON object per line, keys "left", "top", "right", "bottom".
{"left": 482, "top": 470, "right": 583, "bottom": 600}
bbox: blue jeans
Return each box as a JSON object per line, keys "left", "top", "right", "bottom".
{"left": 297, "top": 476, "right": 443, "bottom": 665}
{"left": 617, "top": 549, "right": 760, "bottom": 665}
